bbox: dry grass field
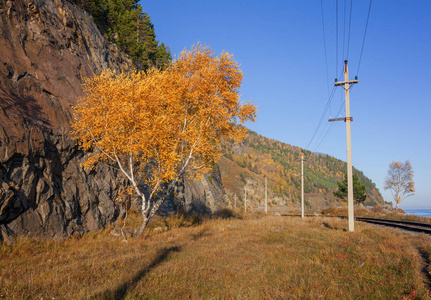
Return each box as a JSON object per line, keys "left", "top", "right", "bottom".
{"left": 1, "top": 211, "right": 431, "bottom": 299}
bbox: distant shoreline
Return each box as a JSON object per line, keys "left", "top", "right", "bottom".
{"left": 404, "top": 209, "right": 431, "bottom": 218}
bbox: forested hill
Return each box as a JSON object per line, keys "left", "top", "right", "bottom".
{"left": 72, "top": 0, "right": 171, "bottom": 70}
{"left": 55, "top": 1, "right": 382, "bottom": 211}
{"left": 219, "top": 129, "right": 384, "bottom": 209}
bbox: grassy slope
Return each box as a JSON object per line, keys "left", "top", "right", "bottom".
{"left": 218, "top": 130, "right": 384, "bottom": 212}
{"left": 1, "top": 213, "right": 430, "bottom": 299}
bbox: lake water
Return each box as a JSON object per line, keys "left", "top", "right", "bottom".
{"left": 404, "top": 209, "right": 431, "bottom": 218}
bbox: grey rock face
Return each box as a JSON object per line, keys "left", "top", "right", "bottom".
{"left": 0, "top": 0, "right": 131, "bottom": 241}
{"left": 158, "top": 164, "right": 226, "bottom": 216}
{"left": 0, "top": 0, "right": 226, "bottom": 242}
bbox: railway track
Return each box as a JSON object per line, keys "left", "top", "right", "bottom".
{"left": 356, "top": 217, "right": 431, "bottom": 234}
{"left": 282, "top": 214, "right": 431, "bottom": 234}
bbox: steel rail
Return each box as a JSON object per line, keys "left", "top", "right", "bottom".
{"left": 281, "top": 214, "right": 431, "bottom": 234}
{"left": 356, "top": 217, "right": 431, "bottom": 234}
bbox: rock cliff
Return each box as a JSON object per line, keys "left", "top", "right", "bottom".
{"left": 0, "top": 0, "right": 226, "bottom": 242}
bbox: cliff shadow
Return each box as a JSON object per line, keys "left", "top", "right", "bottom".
{"left": 0, "top": 88, "right": 51, "bottom": 127}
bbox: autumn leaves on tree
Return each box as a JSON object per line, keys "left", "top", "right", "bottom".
{"left": 72, "top": 45, "right": 256, "bottom": 235}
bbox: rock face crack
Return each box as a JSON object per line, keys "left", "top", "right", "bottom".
{"left": 0, "top": 0, "right": 227, "bottom": 242}
{"left": 0, "top": 0, "right": 133, "bottom": 241}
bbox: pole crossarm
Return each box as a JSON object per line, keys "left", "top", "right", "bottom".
{"left": 331, "top": 59, "right": 358, "bottom": 232}
{"left": 328, "top": 117, "right": 353, "bottom": 122}
{"left": 334, "top": 79, "right": 358, "bottom": 90}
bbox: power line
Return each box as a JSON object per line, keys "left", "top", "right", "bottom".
{"left": 312, "top": 122, "right": 335, "bottom": 153}
{"left": 315, "top": 87, "right": 343, "bottom": 143}
{"left": 320, "top": 0, "right": 330, "bottom": 95}
{"left": 311, "top": 119, "right": 332, "bottom": 152}
{"left": 308, "top": 1, "right": 371, "bottom": 153}
{"left": 335, "top": 99, "right": 345, "bottom": 116}
{"left": 346, "top": 0, "right": 353, "bottom": 59}
{"left": 335, "top": 0, "right": 339, "bottom": 78}
{"left": 342, "top": 0, "right": 347, "bottom": 60}
{"left": 304, "top": 86, "right": 336, "bottom": 150}
{"left": 312, "top": 101, "right": 345, "bottom": 153}
{"left": 357, "top": 0, "right": 373, "bottom": 75}
{"left": 305, "top": 68, "right": 343, "bottom": 151}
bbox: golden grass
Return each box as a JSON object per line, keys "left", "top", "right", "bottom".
{"left": 1, "top": 213, "right": 430, "bottom": 299}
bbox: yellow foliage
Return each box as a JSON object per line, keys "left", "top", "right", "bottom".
{"left": 72, "top": 44, "right": 257, "bottom": 195}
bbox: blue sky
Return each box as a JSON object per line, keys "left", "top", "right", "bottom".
{"left": 141, "top": 0, "right": 431, "bottom": 209}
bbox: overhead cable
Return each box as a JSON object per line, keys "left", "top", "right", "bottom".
{"left": 320, "top": 0, "right": 330, "bottom": 95}
{"left": 357, "top": 0, "right": 373, "bottom": 75}
{"left": 346, "top": 0, "right": 353, "bottom": 59}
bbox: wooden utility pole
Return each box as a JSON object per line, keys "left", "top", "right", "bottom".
{"left": 244, "top": 187, "right": 247, "bottom": 213}
{"left": 301, "top": 152, "right": 305, "bottom": 219}
{"left": 234, "top": 193, "right": 237, "bottom": 209}
{"left": 331, "top": 60, "right": 358, "bottom": 232}
{"left": 265, "top": 176, "right": 268, "bottom": 213}
{"left": 296, "top": 153, "right": 307, "bottom": 218}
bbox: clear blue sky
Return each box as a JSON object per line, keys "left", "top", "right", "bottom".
{"left": 141, "top": 0, "right": 431, "bottom": 209}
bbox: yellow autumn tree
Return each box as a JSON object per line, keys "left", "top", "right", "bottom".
{"left": 384, "top": 160, "right": 415, "bottom": 209}
{"left": 72, "top": 44, "right": 256, "bottom": 235}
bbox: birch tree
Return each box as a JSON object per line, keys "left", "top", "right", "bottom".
{"left": 384, "top": 160, "right": 415, "bottom": 209}
{"left": 72, "top": 44, "right": 256, "bottom": 235}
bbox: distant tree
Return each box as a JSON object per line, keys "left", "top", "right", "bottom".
{"left": 72, "top": 44, "right": 256, "bottom": 235}
{"left": 384, "top": 160, "right": 415, "bottom": 209}
{"left": 333, "top": 173, "right": 366, "bottom": 205}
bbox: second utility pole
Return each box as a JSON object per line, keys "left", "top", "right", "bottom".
{"left": 265, "top": 176, "right": 268, "bottom": 213}
{"left": 301, "top": 152, "right": 305, "bottom": 219}
{"left": 332, "top": 60, "right": 358, "bottom": 232}
{"left": 244, "top": 187, "right": 247, "bottom": 213}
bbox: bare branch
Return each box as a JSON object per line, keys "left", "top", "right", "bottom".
{"left": 87, "top": 128, "right": 116, "bottom": 162}
{"left": 184, "top": 161, "right": 212, "bottom": 173}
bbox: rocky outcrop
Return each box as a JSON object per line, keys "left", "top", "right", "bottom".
{"left": 175, "top": 164, "right": 226, "bottom": 215}
{"left": 0, "top": 0, "right": 134, "bottom": 242}
{"left": 0, "top": 0, "right": 226, "bottom": 242}
{"left": 0, "top": 131, "right": 121, "bottom": 240}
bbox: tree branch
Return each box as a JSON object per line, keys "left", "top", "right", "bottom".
{"left": 87, "top": 127, "right": 116, "bottom": 162}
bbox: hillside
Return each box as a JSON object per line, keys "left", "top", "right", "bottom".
{"left": 0, "top": 0, "right": 383, "bottom": 242}
{"left": 0, "top": 0, "right": 224, "bottom": 242}
{"left": 217, "top": 129, "right": 384, "bottom": 211}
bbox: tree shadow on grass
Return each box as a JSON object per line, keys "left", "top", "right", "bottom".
{"left": 417, "top": 247, "right": 431, "bottom": 291}
{"left": 95, "top": 246, "right": 181, "bottom": 299}
{"left": 321, "top": 222, "right": 333, "bottom": 229}
{"left": 191, "top": 227, "right": 211, "bottom": 241}
{"left": 321, "top": 222, "right": 347, "bottom": 232}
